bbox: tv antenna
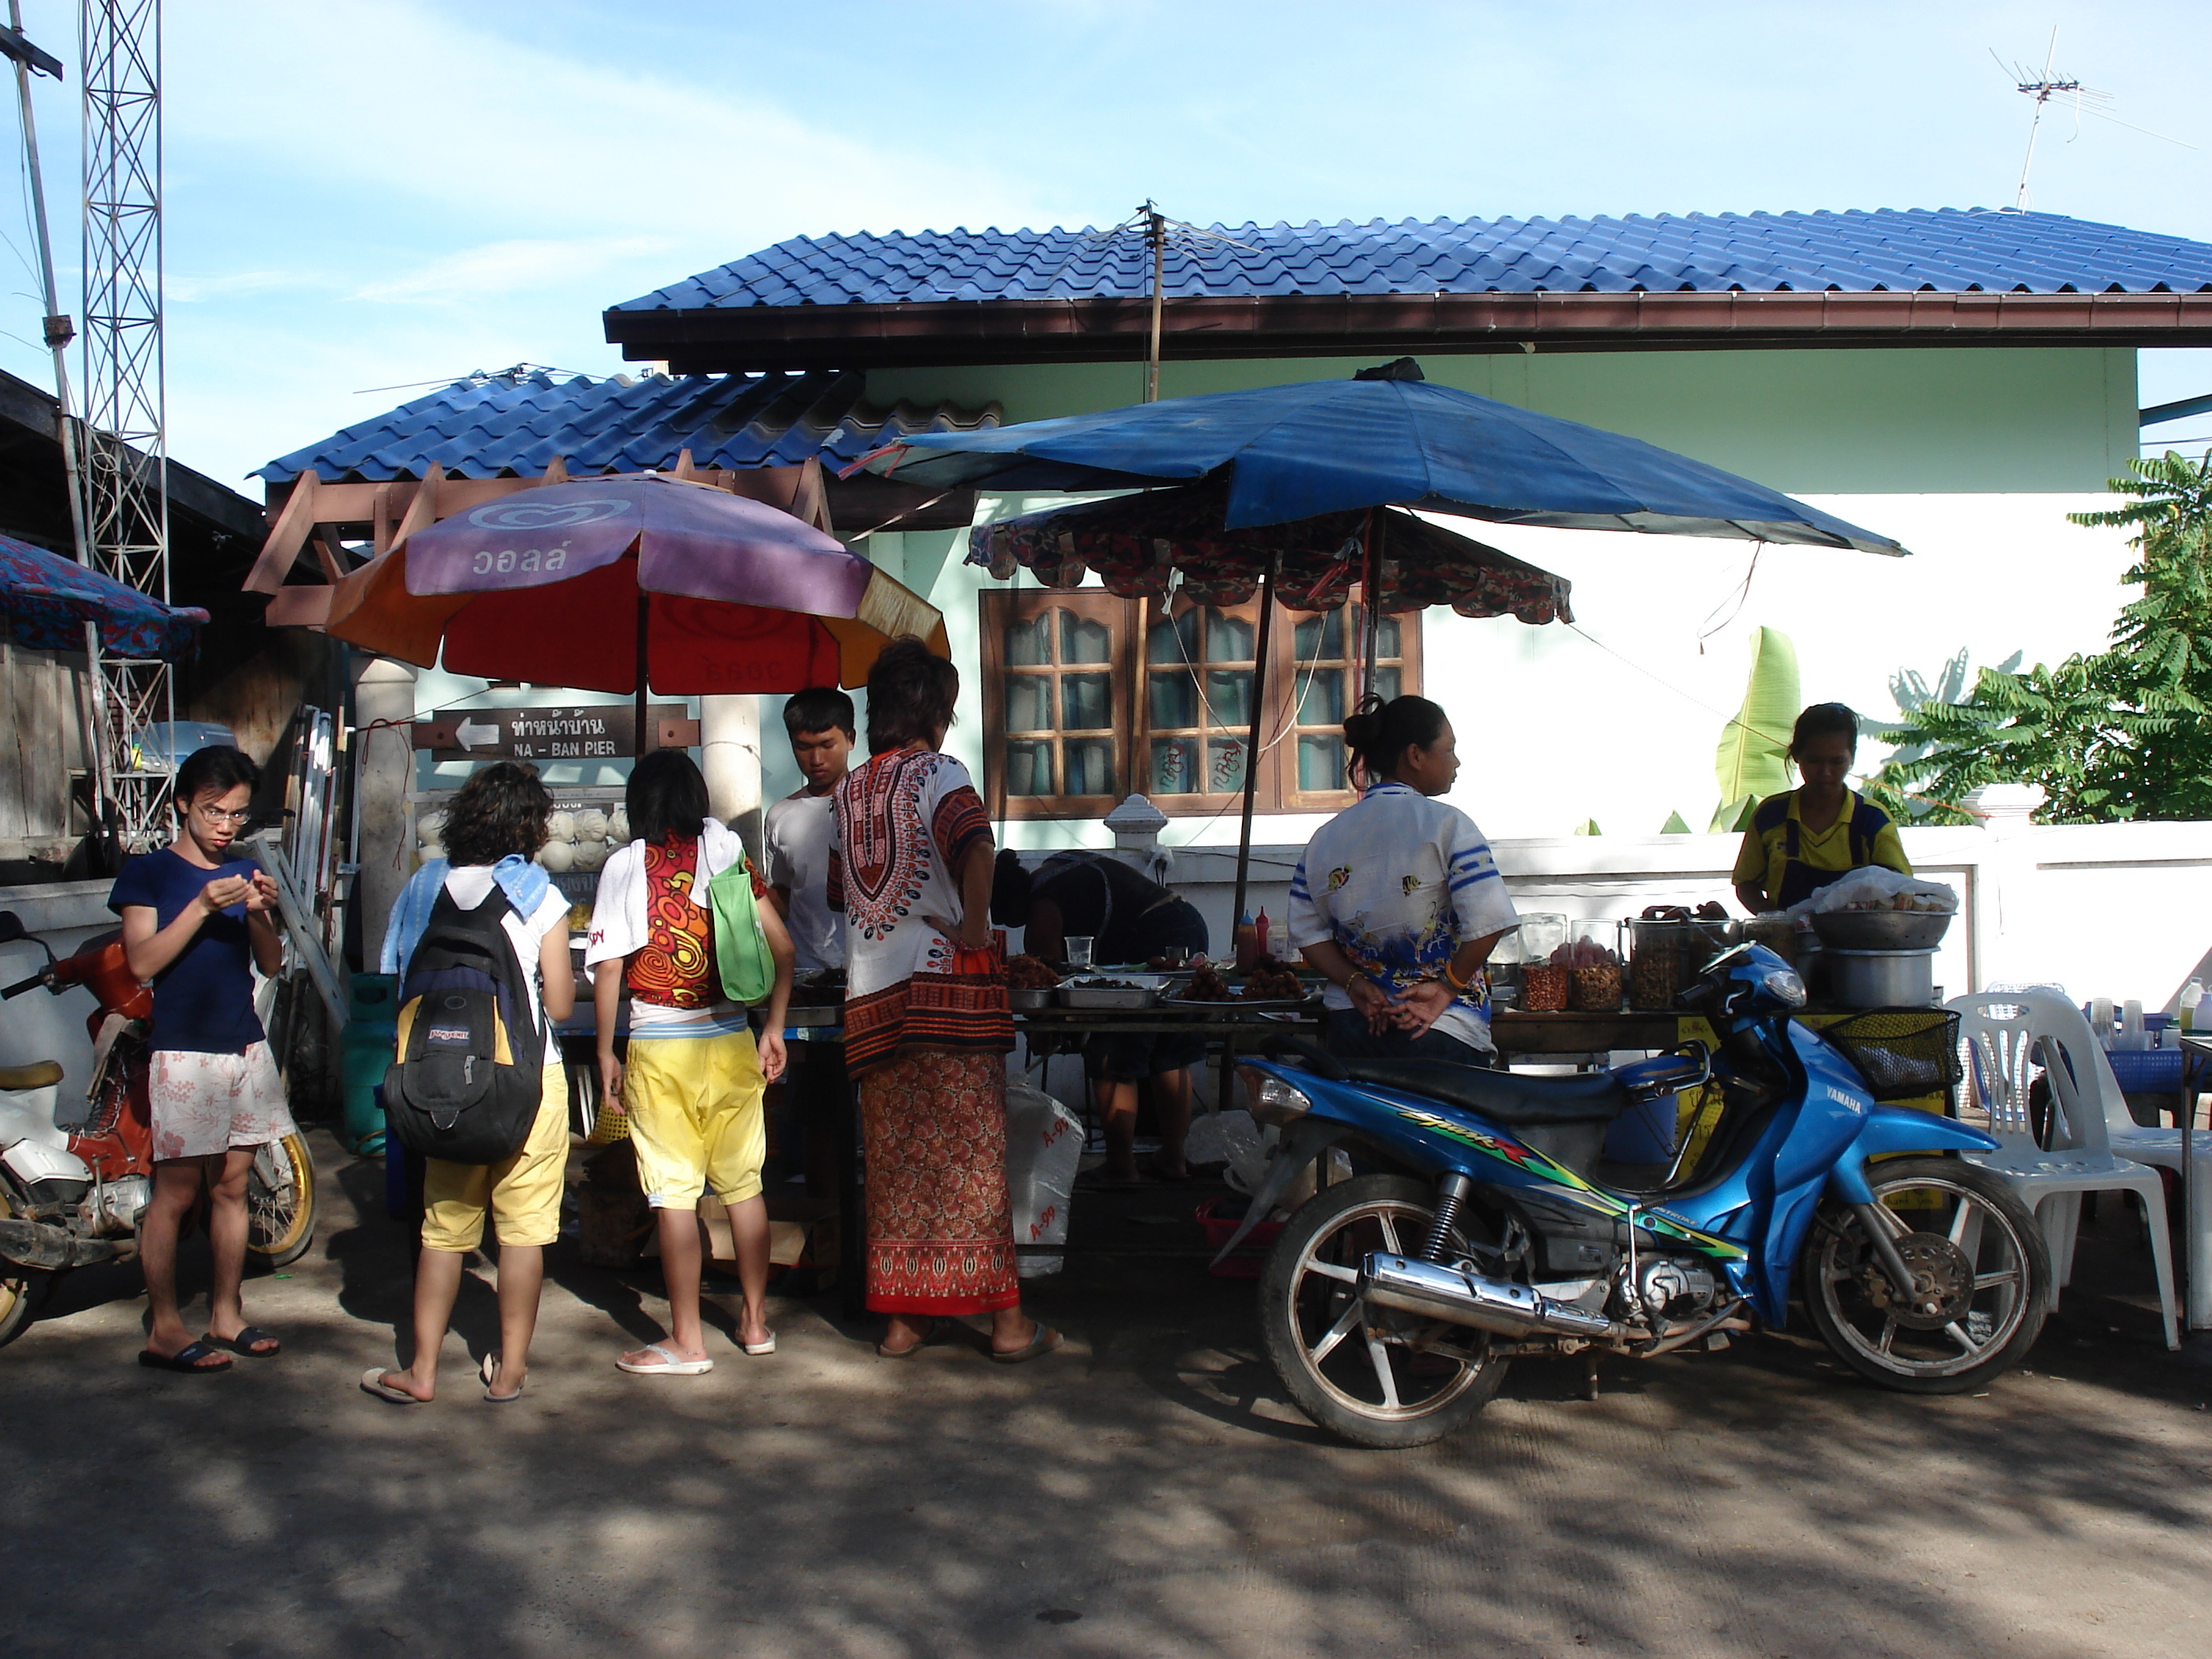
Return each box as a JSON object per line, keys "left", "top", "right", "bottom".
{"left": 1993, "top": 28, "right": 2192, "bottom": 210}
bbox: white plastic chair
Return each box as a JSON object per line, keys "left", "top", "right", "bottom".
{"left": 1948, "top": 989, "right": 2179, "bottom": 1350}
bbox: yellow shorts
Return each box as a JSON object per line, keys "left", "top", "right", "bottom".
{"left": 624, "top": 1030, "right": 767, "bottom": 1211}
{"left": 420, "top": 1062, "right": 569, "bottom": 1252}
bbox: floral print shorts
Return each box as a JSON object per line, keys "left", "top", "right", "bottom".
{"left": 147, "top": 1042, "right": 296, "bottom": 1163}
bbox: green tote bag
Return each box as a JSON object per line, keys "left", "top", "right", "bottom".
{"left": 707, "top": 855, "right": 776, "bottom": 1005}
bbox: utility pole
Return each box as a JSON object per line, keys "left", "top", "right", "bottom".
{"left": 79, "top": 0, "right": 171, "bottom": 850}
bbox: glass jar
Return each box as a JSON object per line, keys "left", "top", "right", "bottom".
{"left": 1566, "top": 918, "right": 1624, "bottom": 1013}
{"left": 1628, "top": 917, "right": 1698, "bottom": 1012}
{"left": 1485, "top": 928, "right": 1522, "bottom": 1009}
{"left": 1516, "top": 913, "right": 1568, "bottom": 1012}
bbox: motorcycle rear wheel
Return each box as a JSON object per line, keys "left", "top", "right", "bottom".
{"left": 1801, "top": 1156, "right": 2050, "bottom": 1393}
{"left": 1259, "top": 1173, "right": 1508, "bottom": 1448}
{"left": 0, "top": 1179, "right": 54, "bottom": 1349}
{"left": 245, "top": 1132, "right": 317, "bottom": 1268}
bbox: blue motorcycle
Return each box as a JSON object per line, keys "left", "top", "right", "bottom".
{"left": 1224, "top": 940, "right": 2052, "bottom": 1448}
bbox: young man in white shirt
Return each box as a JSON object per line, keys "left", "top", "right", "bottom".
{"left": 762, "top": 688, "right": 855, "bottom": 1203}
{"left": 763, "top": 688, "right": 853, "bottom": 976}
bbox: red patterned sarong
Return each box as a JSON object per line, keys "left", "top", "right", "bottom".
{"left": 859, "top": 1047, "right": 1019, "bottom": 1315}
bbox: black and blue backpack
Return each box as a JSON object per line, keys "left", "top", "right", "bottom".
{"left": 384, "top": 885, "right": 544, "bottom": 1165}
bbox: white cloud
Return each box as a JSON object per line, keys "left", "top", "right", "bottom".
{"left": 351, "top": 236, "right": 677, "bottom": 305}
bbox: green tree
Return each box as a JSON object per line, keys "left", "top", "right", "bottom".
{"left": 1869, "top": 452, "right": 2212, "bottom": 823}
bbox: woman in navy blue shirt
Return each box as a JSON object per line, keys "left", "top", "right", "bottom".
{"left": 109, "top": 746, "right": 287, "bottom": 1373}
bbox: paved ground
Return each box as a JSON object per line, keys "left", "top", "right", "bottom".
{"left": 4, "top": 1127, "right": 2210, "bottom": 1659}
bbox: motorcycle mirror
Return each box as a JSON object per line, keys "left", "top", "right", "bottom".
{"left": 0, "top": 912, "right": 25, "bottom": 946}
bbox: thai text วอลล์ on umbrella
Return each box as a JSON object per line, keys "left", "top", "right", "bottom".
{"left": 322, "top": 474, "right": 948, "bottom": 746}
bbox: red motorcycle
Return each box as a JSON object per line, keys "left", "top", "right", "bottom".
{"left": 0, "top": 911, "right": 317, "bottom": 1347}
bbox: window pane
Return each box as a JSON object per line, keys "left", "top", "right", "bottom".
{"left": 1205, "top": 668, "right": 1252, "bottom": 728}
{"left": 1060, "top": 609, "right": 1112, "bottom": 665}
{"left": 1298, "top": 734, "right": 1347, "bottom": 793}
{"left": 1205, "top": 609, "right": 1254, "bottom": 664}
{"left": 1375, "top": 613, "right": 1401, "bottom": 657}
{"left": 1004, "top": 677, "right": 1052, "bottom": 734}
{"left": 1293, "top": 607, "right": 1344, "bottom": 662}
{"left": 1006, "top": 740, "right": 1053, "bottom": 797}
{"left": 1206, "top": 738, "right": 1248, "bottom": 796}
{"left": 1149, "top": 738, "right": 1199, "bottom": 795}
{"left": 1060, "top": 672, "right": 1112, "bottom": 731}
{"left": 1298, "top": 667, "right": 1346, "bottom": 727}
{"left": 1004, "top": 614, "right": 1050, "bottom": 667}
{"left": 1373, "top": 666, "right": 1402, "bottom": 704}
{"left": 1148, "top": 668, "right": 1198, "bottom": 729}
{"left": 1148, "top": 608, "right": 1198, "bottom": 665}
{"left": 1064, "top": 739, "right": 1115, "bottom": 797}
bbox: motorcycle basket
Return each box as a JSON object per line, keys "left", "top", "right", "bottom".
{"left": 1818, "top": 1009, "right": 1963, "bottom": 1104}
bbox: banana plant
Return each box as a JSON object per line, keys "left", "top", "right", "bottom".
{"left": 1709, "top": 625, "right": 1800, "bottom": 832}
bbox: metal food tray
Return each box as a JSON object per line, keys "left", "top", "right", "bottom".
{"left": 1009, "top": 986, "right": 1061, "bottom": 1011}
{"left": 1057, "top": 981, "right": 1159, "bottom": 1010}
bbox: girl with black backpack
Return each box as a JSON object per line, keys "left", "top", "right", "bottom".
{"left": 362, "top": 761, "right": 574, "bottom": 1404}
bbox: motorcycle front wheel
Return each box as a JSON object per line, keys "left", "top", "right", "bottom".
{"left": 0, "top": 1179, "right": 54, "bottom": 1348}
{"left": 245, "top": 1132, "right": 317, "bottom": 1268}
{"left": 1801, "top": 1156, "right": 2050, "bottom": 1393}
{"left": 1259, "top": 1172, "right": 1508, "bottom": 1448}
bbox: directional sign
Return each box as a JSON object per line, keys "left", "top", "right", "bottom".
{"left": 412, "top": 704, "right": 700, "bottom": 761}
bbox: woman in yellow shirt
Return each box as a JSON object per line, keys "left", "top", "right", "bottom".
{"left": 1731, "top": 703, "right": 1910, "bottom": 914}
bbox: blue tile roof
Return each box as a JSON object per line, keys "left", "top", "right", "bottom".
{"left": 255, "top": 368, "right": 996, "bottom": 484}
{"left": 608, "top": 209, "right": 2212, "bottom": 313}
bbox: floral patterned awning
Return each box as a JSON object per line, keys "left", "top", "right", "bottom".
{"left": 0, "top": 531, "right": 210, "bottom": 659}
{"left": 965, "top": 481, "right": 1571, "bottom": 624}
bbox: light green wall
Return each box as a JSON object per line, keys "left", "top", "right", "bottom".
{"left": 869, "top": 346, "right": 2138, "bottom": 496}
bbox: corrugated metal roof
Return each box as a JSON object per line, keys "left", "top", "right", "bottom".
{"left": 609, "top": 209, "right": 2212, "bottom": 313}
{"left": 255, "top": 368, "right": 997, "bottom": 485}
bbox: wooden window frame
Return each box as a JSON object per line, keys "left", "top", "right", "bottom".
{"left": 978, "top": 588, "right": 1422, "bottom": 821}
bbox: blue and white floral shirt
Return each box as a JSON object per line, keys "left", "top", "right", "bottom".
{"left": 1286, "top": 781, "right": 1520, "bottom": 1052}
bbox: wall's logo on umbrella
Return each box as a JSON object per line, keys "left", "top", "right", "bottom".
{"left": 467, "top": 497, "right": 634, "bottom": 531}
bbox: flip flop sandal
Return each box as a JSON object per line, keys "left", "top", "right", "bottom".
{"left": 139, "top": 1340, "right": 232, "bottom": 1375}
{"left": 203, "top": 1326, "right": 281, "bottom": 1358}
{"left": 615, "top": 1342, "right": 713, "bottom": 1376}
{"left": 877, "top": 1318, "right": 945, "bottom": 1359}
{"left": 742, "top": 1331, "right": 778, "bottom": 1357}
{"left": 480, "top": 1353, "right": 524, "bottom": 1403}
{"left": 359, "top": 1367, "right": 427, "bottom": 1404}
{"left": 990, "top": 1324, "right": 1065, "bottom": 1364}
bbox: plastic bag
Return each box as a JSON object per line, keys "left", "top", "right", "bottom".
{"left": 1188, "top": 1108, "right": 1275, "bottom": 1196}
{"left": 1004, "top": 1082, "right": 1084, "bottom": 1278}
{"left": 1787, "top": 866, "right": 1958, "bottom": 920}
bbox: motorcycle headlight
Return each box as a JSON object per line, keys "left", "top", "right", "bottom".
{"left": 1760, "top": 967, "right": 1808, "bottom": 1008}
{"left": 1247, "top": 1073, "right": 1313, "bottom": 1126}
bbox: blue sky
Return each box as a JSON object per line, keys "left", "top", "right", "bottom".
{"left": 5, "top": 0, "right": 2210, "bottom": 492}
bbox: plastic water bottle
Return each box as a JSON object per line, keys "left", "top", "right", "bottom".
{"left": 2122, "top": 1000, "right": 2148, "bottom": 1052}
{"left": 2182, "top": 980, "right": 2204, "bottom": 1034}
{"left": 2090, "top": 998, "right": 2116, "bottom": 1048}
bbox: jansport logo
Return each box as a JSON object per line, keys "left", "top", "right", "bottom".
{"left": 427, "top": 1024, "right": 472, "bottom": 1046}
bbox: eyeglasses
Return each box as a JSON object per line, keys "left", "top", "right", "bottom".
{"left": 193, "top": 805, "right": 253, "bottom": 826}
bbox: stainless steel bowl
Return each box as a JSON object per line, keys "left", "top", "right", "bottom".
{"left": 1009, "top": 987, "right": 1058, "bottom": 1012}
{"left": 1810, "top": 909, "right": 1954, "bottom": 951}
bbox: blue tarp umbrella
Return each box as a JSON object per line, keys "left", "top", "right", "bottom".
{"left": 0, "top": 531, "right": 210, "bottom": 658}
{"left": 856, "top": 358, "right": 1906, "bottom": 555}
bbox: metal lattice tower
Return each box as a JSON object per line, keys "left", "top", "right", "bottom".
{"left": 79, "top": 0, "right": 169, "bottom": 848}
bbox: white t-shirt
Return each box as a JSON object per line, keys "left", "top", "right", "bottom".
{"left": 764, "top": 787, "right": 845, "bottom": 974}
{"left": 440, "top": 864, "right": 571, "bottom": 1040}
{"left": 1287, "top": 781, "right": 1520, "bottom": 1053}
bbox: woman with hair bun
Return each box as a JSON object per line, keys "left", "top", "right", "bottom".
{"left": 1286, "top": 694, "right": 1519, "bottom": 1063}
{"left": 1730, "top": 701, "right": 1911, "bottom": 914}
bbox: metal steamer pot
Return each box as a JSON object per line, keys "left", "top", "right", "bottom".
{"left": 1823, "top": 948, "right": 1936, "bottom": 1009}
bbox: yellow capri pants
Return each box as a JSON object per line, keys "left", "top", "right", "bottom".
{"left": 421, "top": 1061, "right": 569, "bottom": 1252}
{"left": 623, "top": 1029, "right": 767, "bottom": 1211}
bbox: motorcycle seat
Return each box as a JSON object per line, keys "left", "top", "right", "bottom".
{"left": 1337, "top": 1060, "right": 1628, "bottom": 1126}
{"left": 0, "top": 1060, "right": 63, "bottom": 1091}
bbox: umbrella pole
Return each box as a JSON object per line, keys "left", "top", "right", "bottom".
{"left": 1359, "top": 510, "right": 1381, "bottom": 703}
{"left": 1229, "top": 559, "right": 1276, "bottom": 936}
{"left": 635, "top": 592, "right": 651, "bottom": 756}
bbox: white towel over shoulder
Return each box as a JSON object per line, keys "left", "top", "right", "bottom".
{"left": 584, "top": 819, "right": 749, "bottom": 970}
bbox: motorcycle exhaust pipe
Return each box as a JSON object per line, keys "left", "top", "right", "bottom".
{"left": 1360, "top": 1252, "right": 1623, "bottom": 1341}
{"left": 0, "top": 1218, "right": 120, "bottom": 1272}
